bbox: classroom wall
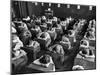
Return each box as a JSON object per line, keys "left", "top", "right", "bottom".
{"left": 12, "top": 1, "right": 96, "bottom": 20}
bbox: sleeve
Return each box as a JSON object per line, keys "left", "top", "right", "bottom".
{"left": 13, "top": 39, "right": 23, "bottom": 50}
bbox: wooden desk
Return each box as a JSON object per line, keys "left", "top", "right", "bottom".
{"left": 74, "top": 57, "right": 96, "bottom": 70}
{"left": 21, "top": 47, "right": 40, "bottom": 62}
{"left": 12, "top": 55, "right": 28, "bottom": 71}
{"left": 27, "top": 62, "right": 55, "bottom": 72}
{"left": 89, "top": 40, "right": 96, "bottom": 47}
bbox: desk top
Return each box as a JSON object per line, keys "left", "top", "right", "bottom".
{"left": 27, "top": 62, "right": 55, "bottom": 72}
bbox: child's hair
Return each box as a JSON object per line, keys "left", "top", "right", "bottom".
{"left": 39, "top": 54, "right": 50, "bottom": 64}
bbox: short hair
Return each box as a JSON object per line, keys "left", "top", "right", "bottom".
{"left": 40, "top": 33, "right": 45, "bottom": 38}
{"left": 39, "top": 54, "right": 51, "bottom": 64}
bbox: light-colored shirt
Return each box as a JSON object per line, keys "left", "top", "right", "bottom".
{"left": 12, "top": 36, "right": 23, "bottom": 51}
